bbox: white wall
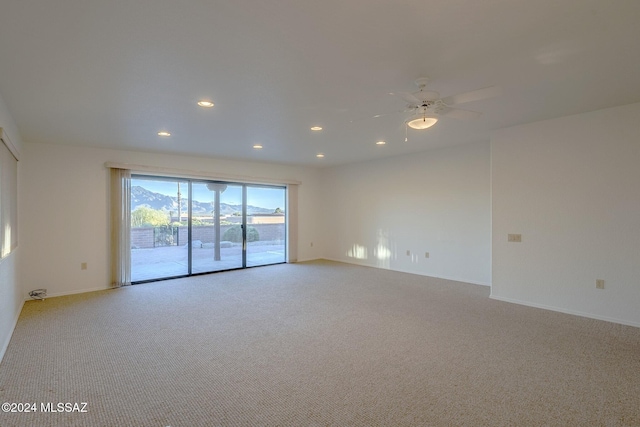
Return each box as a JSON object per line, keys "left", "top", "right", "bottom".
{"left": 491, "top": 102, "right": 640, "bottom": 327}
{"left": 320, "top": 142, "right": 491, "bottom": 285}
{"left": 20, "top": 143, "right": 323, "bottom": 298}
{"left": 0, "top": 92, "right": 23, "bottom": 363}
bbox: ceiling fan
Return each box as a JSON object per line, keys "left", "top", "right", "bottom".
{"left": 397, "top": 77, "right": 501, "bottom": 130}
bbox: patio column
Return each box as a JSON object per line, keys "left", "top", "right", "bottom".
{"left": 206, "top": 183, "right": 227, "bottom": 261}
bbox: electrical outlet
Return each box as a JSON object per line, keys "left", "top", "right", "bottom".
{"left": 310, "top": 242, "right": 313, "bottom": 247}
{"left": 508, "top": 234, "right": 522, "bottom": 242}
{"left": 596, "top": 279, "right": 605, "bottom": 289}
{"left": 425, "top": 252, "right": 430, "bottom": 258}
{"left": 406, "top": 250, "right": 411, "bottom": 256}
{"left": 81, "top": 262, "right": 87, "bottom": 270}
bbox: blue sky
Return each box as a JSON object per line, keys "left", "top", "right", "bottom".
{"left": 132, "top": 178, "right": 285, "bottom": 210}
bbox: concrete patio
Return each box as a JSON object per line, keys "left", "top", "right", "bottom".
{"left": 131, "top": 241, "right": 285, "bottom": 282}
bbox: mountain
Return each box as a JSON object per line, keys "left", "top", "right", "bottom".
{"left": 131, "top": 186, "right": 275, "bottom": 216}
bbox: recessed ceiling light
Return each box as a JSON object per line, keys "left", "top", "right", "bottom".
{"left": 376, "top": 140, "right": 386, "bottom": 145}
{"left": 197, "top": 100, "right": 214, "bottom": 108}
{"left": 157, "top": 131, "right": 171, "bottom": 137}
{"left": 253, "top": 144, "right": 263, "bottom": 149}
{"left": 316, "top": 153, "right": 325, "bottom": 158}
{"left": 311, "top": 126, "right": 323, "bottom": 131}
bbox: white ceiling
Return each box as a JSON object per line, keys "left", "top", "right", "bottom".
{"left": 1, "top": 0, "right": 639, "bottom": 167}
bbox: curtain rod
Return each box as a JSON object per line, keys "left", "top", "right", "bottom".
{"left": 104, "top": 162, "right": 301, "bottom": 186}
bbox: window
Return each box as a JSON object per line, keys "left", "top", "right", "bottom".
{"left": 0, "top": 129, "right": 18, "bottom": 260}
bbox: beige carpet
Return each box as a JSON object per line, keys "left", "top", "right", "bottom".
{"left": 0, "top": 260, "right": 639, "bottom": 426}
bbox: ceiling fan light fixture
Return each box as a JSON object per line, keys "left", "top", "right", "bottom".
{"left": 406, "top": 114, "right": 438, "bottom": 130}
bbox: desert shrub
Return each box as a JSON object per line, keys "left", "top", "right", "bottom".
{"left": 222, "top": 225, "right": 259, "bottom": 243}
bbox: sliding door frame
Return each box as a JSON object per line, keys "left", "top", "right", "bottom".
{"left": 130, "top": 174, "right": 287, "bottom": 284}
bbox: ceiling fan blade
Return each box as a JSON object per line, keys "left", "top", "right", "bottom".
{"left": 394, "top": 91, "right": 422, "bottom": 105}
{"left": 441, "top": 86, "right": 501, "bottom": 106}
{"left": 348, "top": 109, "right": 404, "bottom": 123}
{"left": 439, "top": 106, "right": 483, "bottom": 120}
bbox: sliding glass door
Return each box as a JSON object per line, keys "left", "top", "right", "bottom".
{"left": 130, "top": 177, "right": 190, "bottom": 282}
{"left": 191, "top": 182, "right": 243, "bottom": 274}
{"left": 130, "top": 175, "right": 286, "bottom": 283}
{"left": 246, "top": 185, "right": 286, "bottom": 267}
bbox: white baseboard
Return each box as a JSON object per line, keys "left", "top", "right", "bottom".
{"left": 0, "top": 299, "right": 25, "bottom": 365}
{"left": 320, "top": 257, "right": 492, "bottom": 287}
{"left": 489, "top": 294, "right": 640, "bottom": 328}
{"left": 292, "top": 257, "right": 323, "bottom": 263}
{"left": 24, "top": 286, "right": 111, "bottom": 301}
